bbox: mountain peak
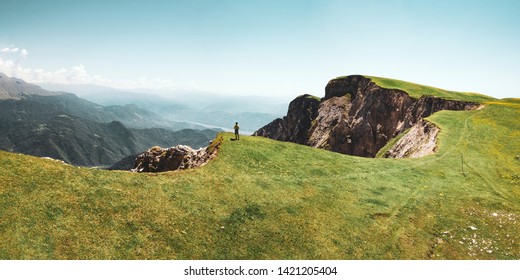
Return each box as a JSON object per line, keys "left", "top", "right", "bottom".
{"left": 0, "top": 73, "right": 64, "bottom": 100}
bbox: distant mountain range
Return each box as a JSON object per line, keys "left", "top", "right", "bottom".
{"left": 1, "top": 74, "right": 64, "bottom": 100}
{"left": 0, "top": 73, "right": 219, "bottom": 166}
{"left": 39, "top": 83, "right": 288, "bottom": 133}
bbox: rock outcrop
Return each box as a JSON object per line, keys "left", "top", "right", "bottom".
{"left": 382, "top": 120, "right": 440, "bottom": 158}
{"left": 132, "top": 145, "right": 210, "bottom": 172}
{"left": 254, "top": 75, "right": 479, "bottom": 158}
{"left": 132, "top": 136, "right": 221, "bottom": 172}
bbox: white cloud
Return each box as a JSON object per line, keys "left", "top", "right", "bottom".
{"left": 0, "top": 45, "right": 180, "bottom": 90}
{"left": 1, "top": 47, "right": 20, "bottom": 54}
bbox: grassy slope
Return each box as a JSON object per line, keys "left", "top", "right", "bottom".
{"left": 0, "top": 82, "right": 519, "bottom": 259}
{"left": 367, "top": 76, "right": 496, "bottom": 103}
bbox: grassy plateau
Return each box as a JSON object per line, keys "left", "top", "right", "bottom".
{"left": 0, "top": 79, "right": 519, "bottom": 259}
{"left": 368, "top": 76, "right": 496, "bottom": 103}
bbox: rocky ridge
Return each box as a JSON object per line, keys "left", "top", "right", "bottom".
{"left": 132, "top": 135, "right": 221, "bottom": 172}
{"left": 254, "top": 75, "right": 479, "bottom": 158}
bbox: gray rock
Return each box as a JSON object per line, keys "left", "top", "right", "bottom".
{"left": 383, "top": 120, "right": 439, "bottom": 158}
{"left": 132, "top": 142, "right": 219, "bottom": 173}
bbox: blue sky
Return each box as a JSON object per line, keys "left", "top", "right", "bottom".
{"left": 0, "top": 0, "right": 519, "bottom": 99}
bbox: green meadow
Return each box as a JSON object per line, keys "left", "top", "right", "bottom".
{"left": 367, "top": 76, "right": 497, "bottom": 103}
{"left": 0, "top": 84, "right": 518, "bottom": 259}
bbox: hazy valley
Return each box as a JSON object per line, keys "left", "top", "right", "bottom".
{"left": 40, "top": 83, "right": 288, "bottom": 134}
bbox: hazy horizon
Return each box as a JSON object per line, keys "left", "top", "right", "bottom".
{"left": 32, "top": 80, "right": 293, "bottom": 103}
{"left": 1, "top": 0, "right": 519, "bottom": 99}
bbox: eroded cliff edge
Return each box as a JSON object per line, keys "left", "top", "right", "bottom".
{"left": 254, "top": 75, "right": 479, "bottom": 158}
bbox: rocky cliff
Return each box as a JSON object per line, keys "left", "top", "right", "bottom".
{"left": 254, "top": 75, "right": 479, "bottom": 158}
{"left": 254, "top": 94, "right": 320, "bottom": 145}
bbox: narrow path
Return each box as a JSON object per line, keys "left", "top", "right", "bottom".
{"left": 367, "top": 109, "right": 487, "bottom": 237}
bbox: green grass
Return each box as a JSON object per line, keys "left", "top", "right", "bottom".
{"left": 366, "top": 76, "right": 496, "bottom": 103}
{"left": 0, "top": 101, "right": 519, "bottom": 259}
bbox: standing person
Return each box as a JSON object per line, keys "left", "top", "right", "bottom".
{"left": 234, "top": 122, "right": 240, "bottom": 140}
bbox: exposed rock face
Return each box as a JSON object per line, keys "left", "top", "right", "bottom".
{"left": 254, "top": 94, "right": 320, "bottom": 145}
{"left": 254, "top": 75, "right": 479, "bottom": 157}
{"left": 383, "top": 120, "right": 440, "bottom": 158}
{"left": 132, "top": 141, "right": 219, "bottom": 173}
